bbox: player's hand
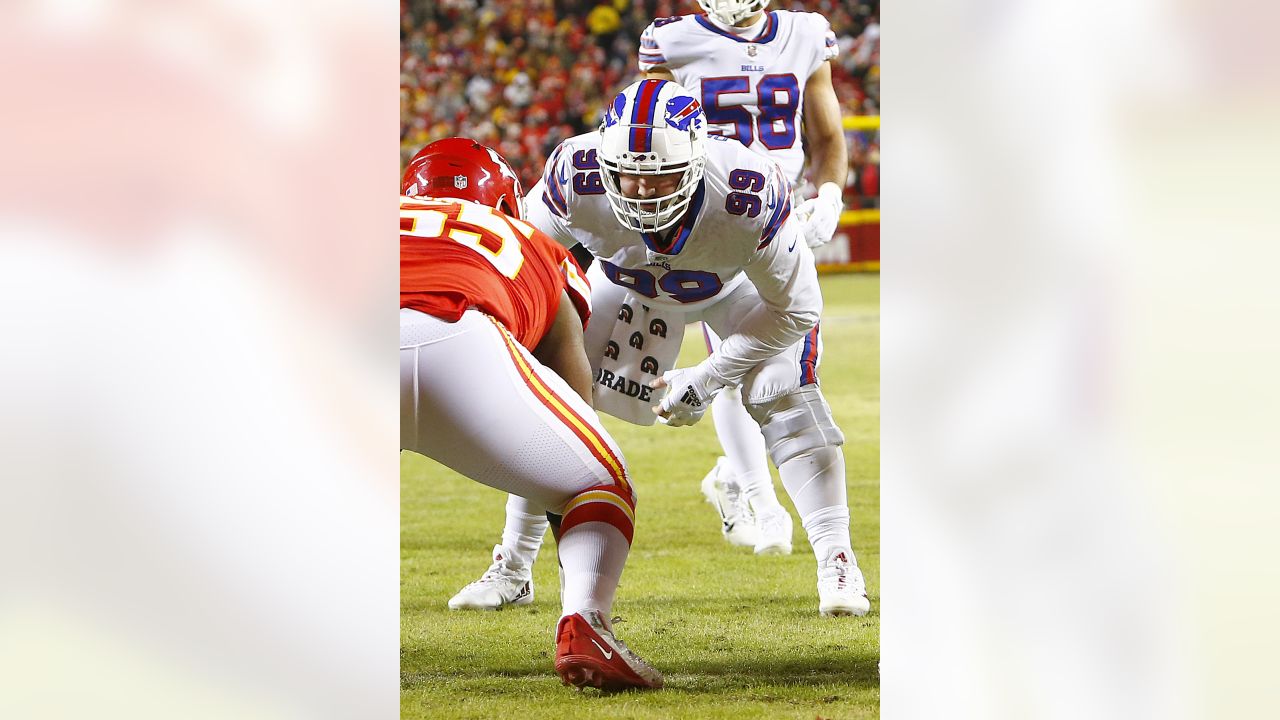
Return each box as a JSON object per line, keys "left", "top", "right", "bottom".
{"left": 648, "top": 363, "right": 726, "bottom": 427}
{"left": 796, "top": 182, "right": 844, "bottom": 249}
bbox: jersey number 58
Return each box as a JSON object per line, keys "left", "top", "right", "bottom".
{"left": 701, "top": 74, "right": 800, "bottom": 150}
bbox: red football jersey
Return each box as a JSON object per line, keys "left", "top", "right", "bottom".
{"left": 400, "top": 196, "right": 590, "bottom": 349}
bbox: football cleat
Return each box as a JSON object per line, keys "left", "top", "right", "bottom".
{"left": 554, "top": 610, "right": 663, "bottom": 691}
{"left": 752, "top": 504, "right": 794, "bottom": 556}
{"left": 816, "top": 546, "right": 871, "bottom": 617}
{"left": 700, "top": 457, "right": 758, "bottom": 547}
{"left": 447, "top": 544, "right": 534, "bottom": 611}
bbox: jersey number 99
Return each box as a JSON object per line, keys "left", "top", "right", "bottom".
{"left": 571, "top": 149, "right": 605, "bottom": 195}
{"left": 725, "top": 168, "right": 766, "bottom": 218}
{"left": 601, "top": 261, "right": 722, "bottom": 304}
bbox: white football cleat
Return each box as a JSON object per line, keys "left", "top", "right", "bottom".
{"left": 816, "top": 546, "right": 871, "bottom": 617}
{"left": 448, "top": 544, "right": 534, "bottom": 611}
{"left": 752, "top": 504, "right": 793, "bottom": 555}
{"left": 700, "top": 457, "right": 758, "bottom": 547}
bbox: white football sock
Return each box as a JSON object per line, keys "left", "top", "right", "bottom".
{"left": 801, "top": 505, "right": 855, "bottom": 562}
{"left": 778, "top": 445, "right": 854, "bottom": 557}
{"left": 711, "top": 386, "right": 784, "bottom": 511}
{"left": 502, "top": 494, "right": 549, "bottom": 565}
{"left": 557, "top": 522, "right": 629, "bottom": 616}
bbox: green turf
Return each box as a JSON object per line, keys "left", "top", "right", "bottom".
{"left": 402, "top": 273, "right": 879, "bottom": 719}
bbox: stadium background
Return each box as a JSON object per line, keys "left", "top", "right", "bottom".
{"left": 400, "top": 0, "right": 880, "bottom": 270}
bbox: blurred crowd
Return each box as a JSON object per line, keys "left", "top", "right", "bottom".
{"left": 401, "top": 0, "right": 879, "bottom": 206}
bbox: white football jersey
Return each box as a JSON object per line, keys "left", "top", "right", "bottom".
{"left": 526, "top": 131, "right": 821, "bottom": 385}
{"left": 638, "top": 10, "right": 839, "bottom": 184}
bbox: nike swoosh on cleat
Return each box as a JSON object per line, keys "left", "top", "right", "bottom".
{"left": 589, "top": 638, "right": 614, "bottom": 659}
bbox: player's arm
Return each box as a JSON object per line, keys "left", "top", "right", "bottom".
{"left": 527, "top": 142, "right": 604, "bottom": 269}
{"left": 637, "top": 21, "right": 674, "bottom": 79}
{"left": 802, "top": 61, "right": 848, "bottom": 190}
{"left": 651, "top": 213, "right": 818, "bottom": 425}
{"left": 525, "top": 144, "right": 578, "bottom": 249}
{"left": 796, "top": 58, "right": 849, "bottom": 248}
{"left": 531, "top": 289, "right": 595, "bottom": 405}
{"left": 701, "top": 163, "right": 821, "bottom": 387}
{"left": 706, "top": 218, "right": 821, "bottom": 387}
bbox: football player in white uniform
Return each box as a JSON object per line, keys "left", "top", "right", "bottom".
{"left": 635, "top": 0, "right": 851, "bottom": 554}
{"left": 449, "top": 79, "right": 869, "bottom": 618}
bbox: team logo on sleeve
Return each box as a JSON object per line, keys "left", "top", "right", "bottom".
{"left": 664, "top": 96, "right": 703, "bottom": 132}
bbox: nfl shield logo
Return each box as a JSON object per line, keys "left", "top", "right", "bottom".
{"left": 747, "top": 45, "right": 758, "bottom": 57}
{"left": 453, "top": 175, "right": 468, "bottom": 189}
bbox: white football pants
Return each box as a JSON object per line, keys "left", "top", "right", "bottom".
{"left": 400, "top": 308, "right": 630, "bottom": 512}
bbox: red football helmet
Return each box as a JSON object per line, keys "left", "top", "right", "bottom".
{"left": 401, "top": 138, "right": 524, "bottom": 219}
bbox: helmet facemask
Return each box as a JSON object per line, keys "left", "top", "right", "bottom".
{"left": 598, "top": 147, "right": 705, "bottom": 234}
{"left": 598, "top": 80, "right": 707, "bottom": 234}
{"left": 697, "top": 0, "right": 769, "bottom": 26}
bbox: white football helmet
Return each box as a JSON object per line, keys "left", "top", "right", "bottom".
{"left": 598, "top": 79, "right": 707, "bottom": 234}
{"left": 697, "top": 0, "right": 769, "bottom": 26}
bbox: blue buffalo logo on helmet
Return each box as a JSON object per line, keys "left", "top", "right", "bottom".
{"left": 597, "top": 79, "right": 709, "bottom": 233}
{"left": 664, "top": 96, "right": 703, "bottom": 132}
{"left": 603, "top": 93, "right": 628, "bottom": 128}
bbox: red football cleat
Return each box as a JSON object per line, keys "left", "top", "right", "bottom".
{"left": 554, "top": 610, "right": 663, "bottom": 691}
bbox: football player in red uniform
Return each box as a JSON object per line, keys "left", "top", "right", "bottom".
{"left": 400, "top": 138, "right": 662, "bottom": 691}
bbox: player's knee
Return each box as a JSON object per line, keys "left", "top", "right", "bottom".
{"left": 745, "top": 385, "right": 845, "bottom": 467}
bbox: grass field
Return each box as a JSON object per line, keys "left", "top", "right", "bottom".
{"left": 402, "top": 273, "right": 879, "bottom": 719}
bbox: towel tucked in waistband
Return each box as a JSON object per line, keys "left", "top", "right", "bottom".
{"left": 591, "top": 293, "right": 685, "bottom": 426}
